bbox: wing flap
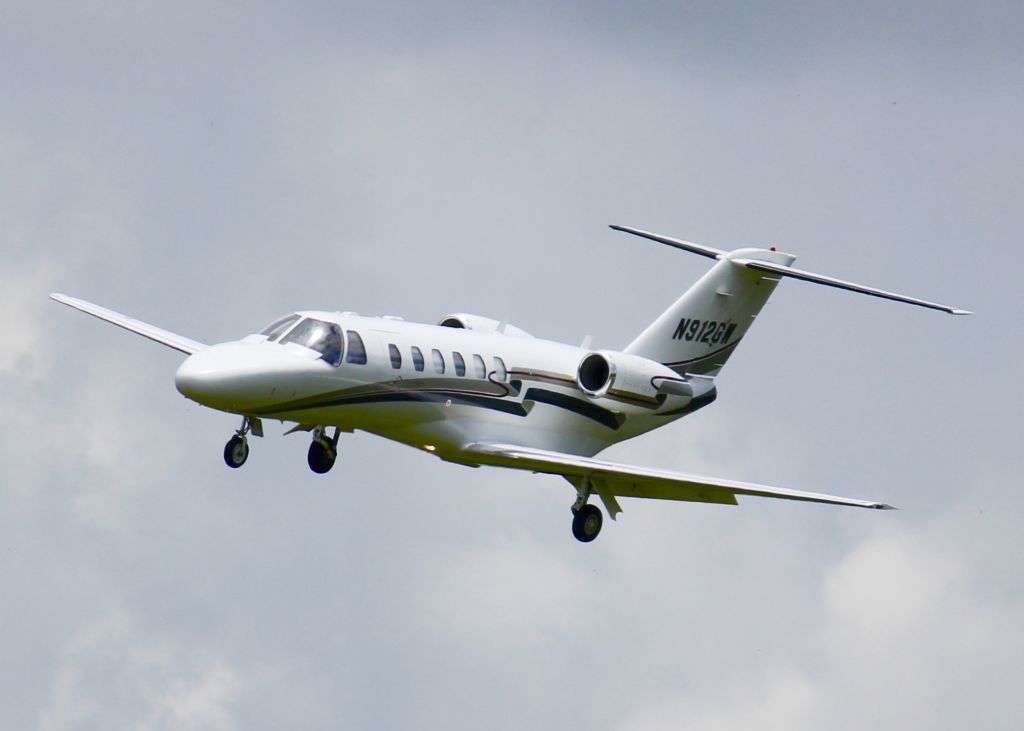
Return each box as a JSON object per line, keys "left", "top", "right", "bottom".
{"left": 603, "top": 473, "right": 738, "bottom": 505}
{"left": 50, "top": 293, "right": 205, "bottom": 355}
{"left": 460, "top": 442, "right": 893, "bottom": 510}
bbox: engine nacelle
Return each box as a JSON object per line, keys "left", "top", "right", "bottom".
{"left": 576, "top": 350, "right": 694, "bottom": 404}
{"left": 438, "top": 313, "right": 533, "bottom": 338}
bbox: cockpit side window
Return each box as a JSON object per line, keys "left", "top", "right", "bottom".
{"left": 280, "top": 318, "right": 344, "bottom": 365}
{"left": 260, "top": 314, "right": 301, "bottom": 341}
{"left": 346, "top": 331, "right": 367, "bottom": 365}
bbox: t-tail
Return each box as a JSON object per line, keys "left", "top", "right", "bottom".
{"left": 615, "top": 225, "right": 970, "bottom": 377}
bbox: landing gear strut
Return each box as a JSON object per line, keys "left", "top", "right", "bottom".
{"left": 308, "top": 426, "right": 339, "bottom": 474}
{"left": 570, "top": 477, "right": 603, "bottom": 542}
{"left": 223, "top": 417, "right": 253, "bottom": 468}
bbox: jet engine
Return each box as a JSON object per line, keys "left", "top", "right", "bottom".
{"left": 576, "top": 350, "right": 694, "bottom": 404}
{"left": 438, "top": 313, "right": 533, "bottom": 338}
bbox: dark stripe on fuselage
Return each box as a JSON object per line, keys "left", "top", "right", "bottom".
{"left": 522, "top": 387, "right": 623, "bottom": 430}
{"left": 249, "top": 378, "right": 507, "bottom": 414}
{"left": 338, "top": 390, "right": 529, "bottom": 416}
{"left": 249, "top": 384, "right": 529, "bottom": 418}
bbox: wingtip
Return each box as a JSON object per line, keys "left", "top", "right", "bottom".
{"left": 951, "top": 308, "right": 973, "bottom": 316}
{"left": 874, "top": 503, "right": 898, "bottom": 510}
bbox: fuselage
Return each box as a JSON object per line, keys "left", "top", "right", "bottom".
{"left": 174, "top": 311, "right": 717, "bottom": 459}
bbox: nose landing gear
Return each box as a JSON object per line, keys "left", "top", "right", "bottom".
{"left": 223, "top": 416, "right": 262, "bottom": 468}
{"left": 224, "top": 434, "right": 249, "bottom": 468}
{"left": 307, "top": 426, "right": 340, "bottom": 474}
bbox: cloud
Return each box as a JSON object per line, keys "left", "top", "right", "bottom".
{"left": 811, "top": 491, "right": 1024, "bottom": 730}
{"left": 611, "top": 482, "right": 1024, "bottom": 731}
{"left": 0, "top": 256, "right": 55, "bottom": 375}
{"left": 617, "top": 672, "right": 816, "bottom": 731}
{"left": 38, "top": 609, "right": 241, "bottom": 731}
{"left": 1, "top": 3, "right": 1020, "bottom": 730}
{"left": 419, "top": 535, "right": 586, "bottom": 654}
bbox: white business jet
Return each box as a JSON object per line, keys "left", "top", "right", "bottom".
{"left": 52, "top": 226, "right": 969, "bottom": 542}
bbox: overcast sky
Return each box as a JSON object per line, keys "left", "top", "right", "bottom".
{"left": 2, "top": 2, "right": 1022, "bottom": 729}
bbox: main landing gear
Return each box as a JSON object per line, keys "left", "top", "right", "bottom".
{"left": 570, "top": 477, "right": 603, "bottom": 542}
{"left": 307, "top": 426, "right": 340, "bottom": 474}
{"left": 223, "top": 416, "right": 261, "bottom": 468}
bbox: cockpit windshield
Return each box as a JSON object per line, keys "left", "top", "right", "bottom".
{"left": 279, "top": 317, "right": 344, "bottom": 366}
{"left": 260, "top": 314, "right": 301, "bottom": 341}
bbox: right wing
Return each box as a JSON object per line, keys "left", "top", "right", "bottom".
{"left": 51, "top": 293, "right": 206, "bottom": 355}
{"left": 460, "top": 442, "right": 894, "bottom": 512}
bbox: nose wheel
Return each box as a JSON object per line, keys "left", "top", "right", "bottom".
{"left": 223, "top": 416, "right": 261, "bottom": 468}
{"left": 307, "top": 426, "right": 339, "bottom": 474}
{"left": 224, "top": 435, "right": 249, "bottom": 468}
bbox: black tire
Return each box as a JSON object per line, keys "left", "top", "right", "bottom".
{"left": 571, "top": 504, "right": 603, "bottom": 543}
{"left": 224, "top": 435, "right": 249, "bottom": 468}
{"left": 307, "top": 439, "right": 336, "bottom": 474}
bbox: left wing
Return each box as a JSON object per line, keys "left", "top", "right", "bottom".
{"left": 458, "top": 442, "right": 894, "bottom": 513}
{"left": 51, "top": 294, "right": 205, "bottom": 355}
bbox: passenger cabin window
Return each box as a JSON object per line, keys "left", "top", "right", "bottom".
{"left": 279, "top": 318, "right": 343, "bottom": 366}
{"left": 492, "top": 356, "right": 507, "bottom": 381}
{"left": 346, "top": 331, "right": 367, "bottom": 365}
{"left": 453, "top": 351, "right": 466, "bottom": 376}
{"left": 260, "top": 314, "right": 300, "bottom": 341}
{"left": 411, "top": 346, "right": 425, "bottom": 372}
{"left": 431, "top": 348, "right": 445, "bottom": 374}
{"left": 472, "top": 354, "right": 486, "bottom": 378}
{"left": 388, "top": 344, "right": 402, "bottom": 369}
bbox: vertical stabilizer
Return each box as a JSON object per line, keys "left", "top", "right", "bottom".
{"left": 624, "top": 248, "right": 796, "bottom": 376}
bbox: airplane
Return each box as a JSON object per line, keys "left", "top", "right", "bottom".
{"left": 51, "top": 225, "right": 970, "bottom": 542}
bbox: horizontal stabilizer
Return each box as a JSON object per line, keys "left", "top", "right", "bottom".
{"left": 50, "top": 293, "right": 205, "bottom": 354}
{"left": 611, "top": 223, "right": 970, "bottom": 316}
{"left": 610, "top": 225, "right": 725, "bottom": 260}
{"left": 730, "top": 258, "right": 971, "bottom": 315}
{"left": 459, "top": 443, "right": 894, "bottom": 510}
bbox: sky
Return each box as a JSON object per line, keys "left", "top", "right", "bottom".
{"left": 2, "top": 2, "right": 1022, "bottom": 729}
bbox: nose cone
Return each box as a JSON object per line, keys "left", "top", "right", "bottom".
{"left": 175, "top": 343, "right": 271, "bottom": 411}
